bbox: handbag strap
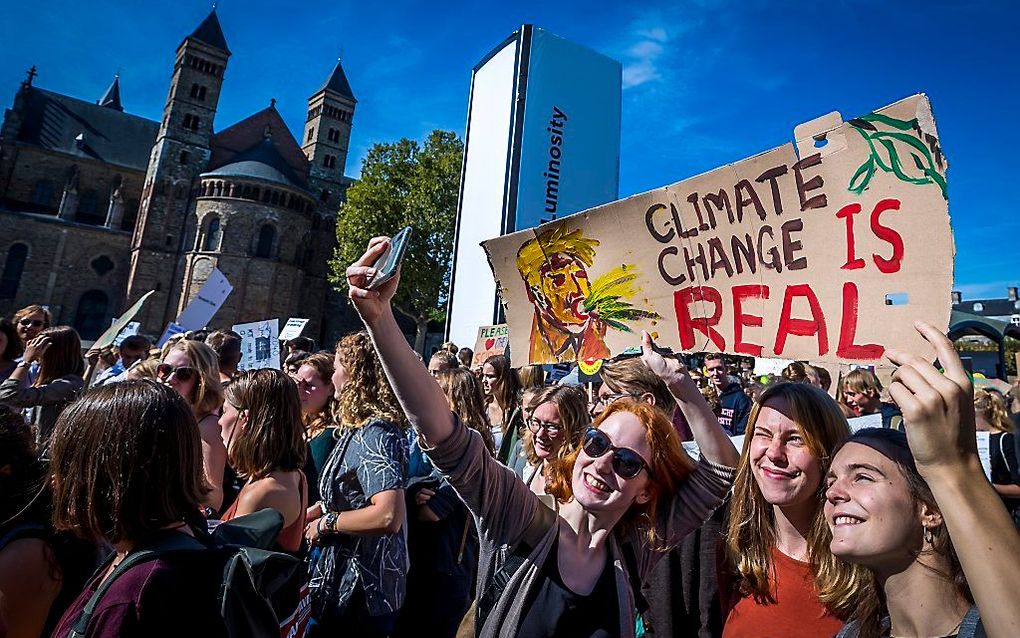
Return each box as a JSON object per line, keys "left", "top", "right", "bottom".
{"left": 1000, "top": 433, "right": 1014, "bottom": 474}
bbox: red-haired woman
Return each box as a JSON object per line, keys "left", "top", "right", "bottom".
{"left": 344, "top": 237, "right": 738, "bottom": 637}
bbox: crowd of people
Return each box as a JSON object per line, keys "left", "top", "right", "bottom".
{"left": 1, "top": 236, "right": 1019, "bottom": 638}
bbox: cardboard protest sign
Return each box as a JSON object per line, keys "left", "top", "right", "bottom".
{"left": 92, "top": 290, "right": 155, "bottom": 350}
{"left": 176, "top": 268, "right": 233, "bottom": 330}
{"left": 483, "top": 94, "right": 953, "bottom": 368}
{"left": 233, "top": 319, "right": 280, "bottom": 371}
{"left": 112, "top": 322, "right": 140, "bottom": 347}
{"left": 472, "top": 324, "right": 509, "bottom": 366}
{"left": 279, "top": 318, "right": 310, "bottom": 342}
{"left": 157, "top": 321, "right": 185, "bottom": 347}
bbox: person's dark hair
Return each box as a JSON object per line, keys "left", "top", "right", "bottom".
{"left": 37, "top": 326, "right": 85, "bottom": 385}
{"left": 223, "top": 369, "right": 306, "bottom": 479}
{"left": 0, "top": 317, "right": 24, "bottom": 361}
{"left": 703, "top": 353, "right": 726, "bottom": 365}
{"left": 781, "top": 361, "right": 810, "bottom": 383}
{"left": 287, "top": 336, "right": 315, "bottom": 352}
{"left": 812, "top": 365, "right": 832, "bottom": 392}
{"left": 0, "top": 406, "right": 46, "bottom": 529}
{"left": 457, "top": 347, "right": 473, "bottom": 368}
{"left": 50, "top": 381, "right": 208, "bottom": 543}
{"left": 184, "top": 329, "right": 209, "bottom": 342}
{"left": 484, "top": 354, "right": 521, "bottom": 415}
{"left": 205, "top": 329, "right": 243, "bottom": 370}
{"left": 119, "top": 334, "right": 151, "bottom": 355}
{"left": 285, "top": 351, "right": 310, "bottom": 371}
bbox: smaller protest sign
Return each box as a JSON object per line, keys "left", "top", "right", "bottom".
{"left": 753, "top": 358, "right": 792, "bottom": 376}
{"left": 176, "top": 268, "right": 233, "bottom": 330}
{"left": 279, "top": 318, "right": 310, "bottom": 342}
{"left": 847, "top": 412, "right": 883, "bottom": 433}
{"left": 472, "top": 324, "right": 510, "bottom": 366}
{"left": 92, "top": 290, "right": 155, "bottom": 350}
{"left": 233, "top": 319, "right": 280, "bottom": 371}
{"left": 976, "top": 431, "right": 992, "bottom": 481}
{"left": 112, "top": 322, "right": 140, "bottom": 347}
{"left": 157, "top": 321, "right": 186, "bottom": 347}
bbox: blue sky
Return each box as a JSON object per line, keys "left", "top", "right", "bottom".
{"left": 1, "top": 0, "right": 1017, "bottom": 298}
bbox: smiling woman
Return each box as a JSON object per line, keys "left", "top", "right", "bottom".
{"left": 721, "top": 382, "right": 868, "bottom": 638}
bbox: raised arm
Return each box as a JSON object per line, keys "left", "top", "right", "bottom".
{"left": 886, "top": 322, "right": 1020, "bottom": 638}
{"left": 346, "top": 237, "right": 455, "bottom": 446}
{"left": 640, "top": 331, "right": 739, "bottom": 468}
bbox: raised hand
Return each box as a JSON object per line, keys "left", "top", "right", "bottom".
{"left": 346, "top": 236, "right": 399, "bottom": 325}
{"left": 23, "top": 335, "right": 50, "bottom": 363}
{"left": 884, "top": 321, "right": 976, "bottom": 477}
{"left": 640, "top": 330, "right": 689, "bottom": 388}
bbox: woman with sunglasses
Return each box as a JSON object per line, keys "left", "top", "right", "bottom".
{"left": 0, "top": 326, "right": 84, "bottom": 448}
{"left": 824, "top": 324, "right": 1020, "bottom": 638}
{"left": 344, "top": 237, "right": 737, "bottom": 637}
{"left": 218, "top": 369, "right": 307, "bottom": 553}
{"left": 514, "top": 384, "right": 589, "bottom": 496}
{"left": 159, "top": 339, "right": 226, "bottom": 514}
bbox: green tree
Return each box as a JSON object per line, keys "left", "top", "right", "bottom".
{"left": 330, "top": 130, "right": 463, "bottom": 352}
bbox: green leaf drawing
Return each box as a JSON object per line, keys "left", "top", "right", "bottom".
{"left": 847, "top": 112, "right": 947, "bottom": 200}
{"left": 583, "top": 265, "right": 660, "bottom": 334}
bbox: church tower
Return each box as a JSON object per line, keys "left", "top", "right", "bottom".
{"left": 126, "top": 9, "right": 230, "bottom": 331}
{"left": 302, "top": 59, "right": 356, "bottom": 208}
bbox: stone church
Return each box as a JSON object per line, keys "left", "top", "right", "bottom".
{"left": 0, "top": 9, "right": 357, "bottom": 344}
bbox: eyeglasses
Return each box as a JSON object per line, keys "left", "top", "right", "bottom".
{"left": 18, "top": 318, "right": 44, "bottom": 328}
{"left": 582, "top": 428, "right": 652, "bottom": 480}
{"left": 526, "top": 418, "right": 562, "bottom": 436}
{"left": 156, "top": 363, "right": 198, "bottom": 383}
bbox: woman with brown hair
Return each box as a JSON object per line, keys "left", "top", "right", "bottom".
{"left": 48, "top": 381, "right": 226, "bottom": 637}
{"left": 721, "top": 382, "right": 865, "bottom": 637}
{"left": 973, "top": 388, "right": 1020, "bottom": 525}
{"left": 293, "top": 352, "right": 338, "bottom": 505}
{"left": 303, "top": 331, "right": 408, "bottom": 638}
{"left": 513, "top": 384, "right": 590, "bottom": 496}
{"left": 344, "top": 236, "right": 737, "bottom": 637}
{"left": 0, "top": 325, "right": 85, "bottom": 447}
{"left": 218, "top": 368, "right": 307, "bottom": 553}
{"left": 824, "top": 323, "right": 1020, "bottom": 637}
{"left": 159, "top": 339, "right": 226, "bottom": 513}
{"left": 480, "top": 354, "right": 523, "bottom": 462}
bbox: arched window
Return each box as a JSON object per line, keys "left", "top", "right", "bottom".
{"left": 78, "top": 190, "right": 99, "bottom": 216}
{"left": 0, "top": 243, "right": 28, "bottom": 299}
{"left": 204, "top": 216, "right": 222, "bottom": 251}
{"left": 73, "top": 290, "right": 109, "bottom": 340}
{"left": 255, "top": 224, "right": 276, "bottom": 259}
{"left": 31, "top": 180, "right": 53, "bottom": 207}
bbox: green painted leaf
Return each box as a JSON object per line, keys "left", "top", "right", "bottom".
{"left": 859, "top": 113, "right": 917, "bottom": 131}
{"left": 849, "top": 156, "right": 876, "bottom": 194}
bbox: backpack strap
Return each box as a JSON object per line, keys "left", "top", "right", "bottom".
{"left": 69, "top": 532, "right": 206, "bottom": 638}
{"left": 475, "top": 499, "right": 557, "bottom": 632}
{"left": 999, "top": 433, "right": 1014, "bottom": 475}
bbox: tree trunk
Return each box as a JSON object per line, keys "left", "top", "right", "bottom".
{"left": 414, "top": 319, "right": 428, "bottom": 355}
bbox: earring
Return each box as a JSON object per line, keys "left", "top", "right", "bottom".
{"left": 923, "top": 526, "right": 935, "bottom": 545}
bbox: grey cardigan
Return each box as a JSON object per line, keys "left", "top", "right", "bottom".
{"left": 421, "top": 418, "right": 735, "bottom": 638}
{"left": 0, "top": 374, "right": 84, "bottom": 446}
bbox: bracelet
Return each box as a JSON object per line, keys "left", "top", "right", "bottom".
{"left": 325, "top": 511, "right": 338, "bottom": 533}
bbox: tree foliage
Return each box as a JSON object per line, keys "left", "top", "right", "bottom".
{"left": 330, "top": 130, "right": 463, "bottom": 350}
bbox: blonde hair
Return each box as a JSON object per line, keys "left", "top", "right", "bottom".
{"left": 974, "top": 389, "right": 1013, "bottom": 433}
{"left": 164, "top": 340, "right": 223, "bottom": 418}
{"left": 726, "top": 382, "right": 868, "bottom": 618}
{"left": 522, "top": 385, "right": 589, "bottom": 466}
{"left": 515, "top": 223, "right": 598, "bottom": 289}
{"left": 335, "top": 331, "right": 406, "bottom": 429}
{"left": 437, "top": 368, "right": 495, "bottom": 454}
{"left": 843, "top": 368, "right": 882, "bottom": 397}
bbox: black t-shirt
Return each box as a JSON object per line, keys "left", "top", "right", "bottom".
{"left": 517, "top": 537, "right": 619, "bottom": 638}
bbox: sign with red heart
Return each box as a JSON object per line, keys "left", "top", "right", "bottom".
{"left": 472, "top": 324, "right": 509, "bottom": 366}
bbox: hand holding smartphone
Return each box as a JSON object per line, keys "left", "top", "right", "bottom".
{"left": 366, "top": 226, "right": 412, "bottom": 290}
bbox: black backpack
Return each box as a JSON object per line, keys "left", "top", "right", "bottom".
{"left": 69, "top": 508, "right": 309, "bottom": 638}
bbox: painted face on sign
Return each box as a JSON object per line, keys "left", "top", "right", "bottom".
{"left": 534, "top": 252, "right": 592, "bottom": 330}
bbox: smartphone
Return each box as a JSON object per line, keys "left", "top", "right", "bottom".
{"left": 366, "top": 226, "right": 412, "bottom": 290}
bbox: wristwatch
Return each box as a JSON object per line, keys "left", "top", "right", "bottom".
{"left": 15, "top": 360, "right": 30, "bottom": 369}
{"left": 324, "top": 511, "right": 338, "bottom": 533}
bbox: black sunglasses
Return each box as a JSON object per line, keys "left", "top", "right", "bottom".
{"left": 18, "top": 318, "right": 45, "bottom": 328}
{"left": 156, "top": 363, "right": 198, "bottom": 383}
{"left": 582, "top": 428, "right": 652, "bottom": 480}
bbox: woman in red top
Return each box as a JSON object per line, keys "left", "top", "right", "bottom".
{"left": 218, "top": 368, "right": 307, "bottom": 553}
{"left": 721, "top": 382, "right": 868, "bottom": 637}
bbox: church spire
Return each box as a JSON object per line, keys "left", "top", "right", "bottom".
{"left": 98, "top": 74, "right": 123, "bottom": 111}
{"left": 188, "top": 8, "right": 230, "bottom": 53}
{"left": 316, "top": 57, "right": 356, "bottom": 102}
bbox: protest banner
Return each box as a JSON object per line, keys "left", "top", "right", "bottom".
{"left": 176, "top": 268, "right": 233, "bottom": 330}
{"left": 847, "top": 412, "right": 883, "bottom": 433}
{"left": 233, "top": 319, "right": 280, "bottom": 371}
{"left": 112, "top": 322, "right": 140, "bottom": 347}
{"left": 472, "top": 324, "right": 509, "bottom": 366}
{"left": 91, "top": 290, "right": 155, "bottom": 350}
{"left": 483, "top": 94, "right": 953, "bottom": 368}
{"left": 279, "top": 318, "right": 310, "bottom": 342}
{"left": 157, "top": 321, "right": 185, "bottom": 347}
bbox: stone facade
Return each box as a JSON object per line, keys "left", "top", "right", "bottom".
{"left": 0, "top": 9, "right": 357, "bottom": 345}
